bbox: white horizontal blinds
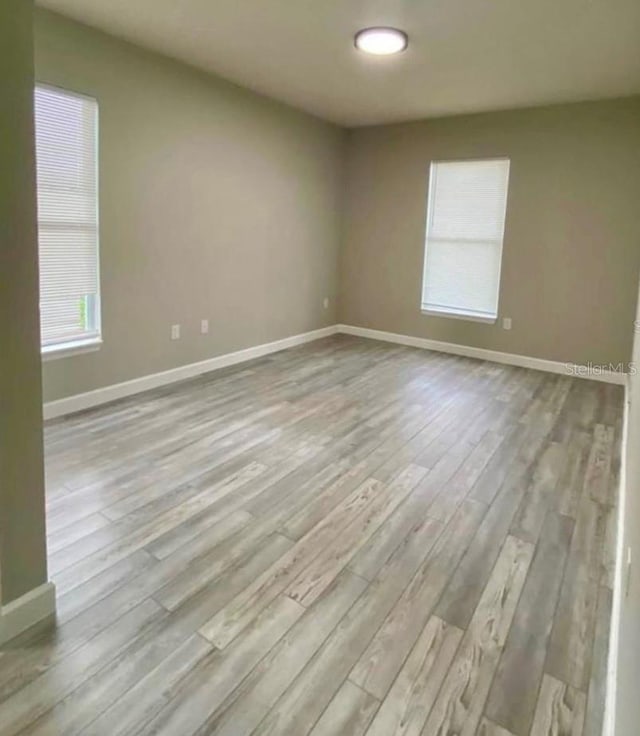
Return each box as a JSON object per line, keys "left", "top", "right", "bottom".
{"left": 422, "top": 158, "right": 510, "bottom": 319}
{"left": 34, "top": 85, "right": 99, "bottom": 347}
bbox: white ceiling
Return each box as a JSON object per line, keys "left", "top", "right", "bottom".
{"left": 37, "top": 0, "right": 640, "bottom": 127}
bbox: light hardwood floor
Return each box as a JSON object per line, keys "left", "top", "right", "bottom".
{"left": 0, "top": 335, "right": 622, "bottom": 735}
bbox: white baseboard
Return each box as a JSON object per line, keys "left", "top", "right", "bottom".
{"left": 337, "top": 324, "right": 628, "bottom": 386}
{"left": 0, "top": 582, "right": 56, "bottom": 645}
{"left": 44, "top": 322, "right": 627, "bottom": 420}
{"left": 603, "top": 383, "right": 629, "bottom": 736}
{"left": 44, "top": 326, "right": 338, "bottom": 420}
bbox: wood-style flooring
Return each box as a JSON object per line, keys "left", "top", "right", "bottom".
{"left": 0, "top": 335, "right": 623, "bottom": 735}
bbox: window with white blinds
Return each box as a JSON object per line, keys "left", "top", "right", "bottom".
{"left": 422, "top": 158, "right": 510, "bottom": 322}
{"left": 34, "top": 84, "right": 100, "bottom": 352}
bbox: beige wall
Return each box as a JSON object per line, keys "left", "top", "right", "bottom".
{"left": 340, "top": 98, "right": 640, "bottom": 367}
{"left": 0, "top": 0, "right": 49, "bottom": 604}
{"left": 35, "top": 10, "right": 345, "bottom": 403}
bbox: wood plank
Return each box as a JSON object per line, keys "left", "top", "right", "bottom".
{"left": 347, "top": 490, "right": 443, "bottom": 582}
{"left": 199, "top": 474, "right": 394, "bottom": 648}
{"left": 425, "top": 429, "right": 504, "bottom": 523}
{"left": 308, "top": 680, "right": 379, "bottom": 736}
{"left": 154, "top": 520, "right": 288, "bottom": 611}
{"left": 555, "top": 430, "right": 592, "bottom": 518}
{"left": 545, "top": 551, "right": 599, "bottom": 692}
{"left": 469, "top": 418, "right": 543, "bottom": 506}
{"left": 601, "top": 502, "right": 617, "bottom": 589}
{"left": 285, "top": 464, "right": 427, "bottom": 607}
{"left": 545, "top": 429, "right": 612, "bottom": 691}
{"left": 420, "top": 535, "right": 534, "bottom": 736}
{"left": 187, "top": 570, "right": 367, "bottom": 736}
{"left": 476, "top": 718, "right": 517, "bottom": 736}
{"left": 509, "top": 442, "right": 567, "bottom": 544}
{"left": 485, "top": 513, "right": 574, "bottom": 736}
{"left": 349, "top": 500, "right": 486, "bottom": 700}
{"left": 276, "top": 401, "right": 438, "bottom": 542}
{"left": 529, "top": 674, "right": 586, "bottom": 736}
{"left": 46, "top": 512, "right": 113, "bottom": 555}
{"left": 20, "top": 610, "right": 205, "bottom": 735}
{"left": 363, "top": 616, "right": 462, "bottom": 736}
{"left": 137, "top": 595, "right": 305, "bottom": 735}
{"left": 81, "top": 635, "right": 212, "bottom": 736}
{"left": 0, "top": 599, "right": 164, "bottom": 736}
{"left": 436, "top": 437, "right": 538, "bottom": 630}
{"left": 56, "top": 549, "right": 157, "bottom": 623}
{"left": 0, "top": 531, "right": 291, "bottom": 710}
{"left": 583, "top": 586, "right": 612, "bottom": 736}
{"left": 584, "top": 424, "right": 615, "bottom": 505}
{"left": 146, "top": 509, "right": 252, "bottom": 563}
{"left": 249, "top": 510, "right": 448, "bottom": 736}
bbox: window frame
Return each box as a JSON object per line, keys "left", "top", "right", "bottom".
{"left": 35, "top": 82, "right": 102, "bottom": 359}
{"left": 420, "top": 156, "right": 510, "bottom": 324}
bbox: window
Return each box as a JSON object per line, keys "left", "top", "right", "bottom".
{"left": 421, "top": 158, "right": 510, "bottom": 322}
{"left": 34, "top": 85, "right": 100, "bottom": 355}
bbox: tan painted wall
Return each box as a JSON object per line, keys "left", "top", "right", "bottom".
{"left": 340, "top": 99, "right": 640, "bottom": 367}
{"left": 0, "top": 0, "right": 49, "bottom": 604}
{"left": 35, "top": 10, "right": 345, "bottom": 403}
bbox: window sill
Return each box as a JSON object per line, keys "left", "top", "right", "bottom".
{"left": 42, "top": 338, "right": 102, "bottom": 362}
{"left": 421, "top": 308, "right": 497, "bottom": 325}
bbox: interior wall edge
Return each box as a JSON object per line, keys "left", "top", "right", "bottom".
{"left": 0, "top": 582, "right": 56, "bottom": 646}
{"left": 0, "top": 0, "right": 50, "bottom": 607}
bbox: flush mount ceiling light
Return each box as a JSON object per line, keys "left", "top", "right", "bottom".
{"left": 354, "top": 27, "right": 408, "bottom": 56}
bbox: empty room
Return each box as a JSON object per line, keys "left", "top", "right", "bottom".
{"left": 2, "top": 1, "right": 640, "bottom": 735}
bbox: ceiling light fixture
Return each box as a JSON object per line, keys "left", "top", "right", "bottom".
{"left": 354, "top": 27, "right": 408, "bottom": 56}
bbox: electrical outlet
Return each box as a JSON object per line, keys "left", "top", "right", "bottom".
{"left": 502, "top": 317, "right": 512, "bottom": 330}
{"left": 171, "top": 324, "right": 180, "bottom": 340}
{"left": 201, "top": 319, "right": 209, "bottom": 335}
{"left": 323, "top": 297, "right": 329, "bottom": 309}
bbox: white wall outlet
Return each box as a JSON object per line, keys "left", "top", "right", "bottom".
{"left": 201, "top": 319, "right": 209, "bottom": 335}
{"left": 323, "top": 297, "right": 329, "bottom": 309}
{"left": 171, "top": 324, "right": 181, "bottom": 340}
{"left": 502, "top": 317, "right": 512, "bottom": 330}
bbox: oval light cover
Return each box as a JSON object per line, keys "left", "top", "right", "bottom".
{"left": 354, "top": 27, "right": 408, "bottom": 55}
